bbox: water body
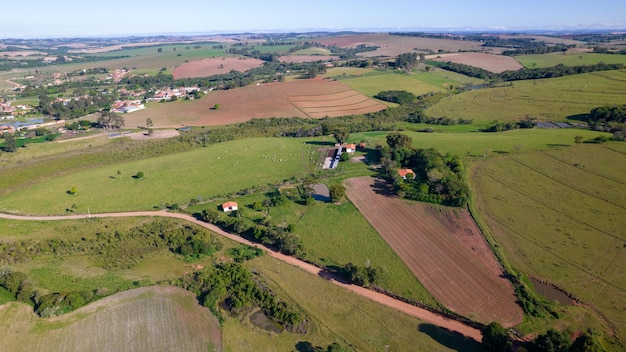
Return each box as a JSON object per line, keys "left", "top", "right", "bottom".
{"left": 530, "top": 278, "right": 573, "bottom": 305}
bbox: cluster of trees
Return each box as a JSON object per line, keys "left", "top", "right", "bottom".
{"left": 37, "top": 92, "right": 115, "bottom": 119}
{"left": 96, "top": 111, "right": 125, "bottom": 129}
{"left": 199, "top": 207, "right": 304, "bottom": 257}
{"left": 228, "top": 244, "right": 265, "bottom": 263}
{"left": 587, "top": 105, "right": 626, "bottom": 126}
{"left": 374, "top": 90, "right": 416, "bottom": 104}
{"left": 482, "top": 322, "right": 605, "bottom": 352}
{"left": 381, "top": 132, "right": 469, "bottom": 207}
{"left": 341, "top": 263, "right": 382, "bottom": 287}
{"left": 481, "top": 118, "right": 537, "bottom": 132}
{"left": 592, "top": 46, "right": 626, "bottom": 55}
{"left": 394, "top": 52, "right": 420, "bottom": 69}
{"left": 178, "top": 263, "right": 306, "bottom": 330}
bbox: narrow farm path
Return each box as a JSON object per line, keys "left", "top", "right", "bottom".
{"left": 0, "top": 210, "right": 483, "bottom": 342}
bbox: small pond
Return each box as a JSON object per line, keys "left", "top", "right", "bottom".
{"left": 250, "top": 310, "right": 283, "bottom": 333}
{"left": 530, "top": 278, "right": 573, "bottom": 305}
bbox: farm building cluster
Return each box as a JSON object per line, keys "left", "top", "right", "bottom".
{"left": 322, "top": 143, "right": 362, "bottom": 169}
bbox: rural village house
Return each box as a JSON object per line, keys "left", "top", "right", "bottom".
{"left": 398, "top": 168, "right": 415, "bottom": 179}
{"left": 344, "top": 143, "right": 357, "bottom": 153}
{"left": 221, "top": 201, "right": 238, "bottom": 212}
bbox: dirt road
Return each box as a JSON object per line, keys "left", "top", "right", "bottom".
{"left": 0, "top": 210, "right": 483, "bottom": 342}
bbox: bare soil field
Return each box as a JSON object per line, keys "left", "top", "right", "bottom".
{"left": 345, "top": 176, "right": 523, "bottom": 326}
{"left": 430, "top": 52, "right": 524, "bottom": 73}
{"left": 126, "top": 79, "right": 385, "bottom": 127}
{"left": 278, "top": 55, "right": 340, "bottom": 63}
{"left": 316, "top": 33, "right": 495, "bottom": 57}
{"left": 0, "top": 286, "right": 221, "bottom": 352}
{"left": 127, "top": 129, "right": 180, "bottom": 140}
{"left": 172, "top": 56, "right": 265, "bottom": 79}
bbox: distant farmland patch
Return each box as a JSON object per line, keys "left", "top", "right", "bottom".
{"left": 278, "top": 55, "right": 340, "bottom": 63}
{"left": 173, "top": 56, "right": 265, "bottom": 79}
{"left": 430, "top": 52, "right": 523, "bottom": 73}
{"left": 345, "top": 176, "right": 523, "bottom": 326}
{"left": 426, "top": 70, "right": 626, "bottom": 121}
{"left": 514, "top": 52, "right": 626, "bottom": 68}
{"left": 0, "top": 286, "right": 221, "bottom": 352}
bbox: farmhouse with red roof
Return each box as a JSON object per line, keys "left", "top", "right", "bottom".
{"left": 221, "top": 201, "right": 238, "bottom": 212}
{"left": 398, "top": 168, "right": 415, "bottom": 179}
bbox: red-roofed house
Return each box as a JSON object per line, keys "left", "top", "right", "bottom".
{"left": 345, "top": 143, "right": 357, "bottom": 153}
{"left": 398, "top": 168, "right": 415, "bottom": 179}
{"left": 221, "top": 201, "right": 238, "bottom": 212}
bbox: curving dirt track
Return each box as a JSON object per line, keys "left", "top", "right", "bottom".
{"left": 344, "top": 176, "right": 523, "bottom": 327}
{"left": 0, "top": 210, "right": 483, "bottom": 342}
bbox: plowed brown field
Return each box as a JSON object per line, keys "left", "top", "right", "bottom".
{"left": 126, "top": 79, "right": 385, "bottom": 127}
{"left": 345, "top": 177, "right": 523, "bottom": 327}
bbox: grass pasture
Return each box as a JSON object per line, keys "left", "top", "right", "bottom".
{"left": 426, "top": 70, "right": 626, "bottom": 121}
{"left": 341, "top": 72, "right": 446, "bottom": 97}
{"left": 515, "top": 52, "right": 626, "bottom": 68}
{"left": 0, "top": 286, "right": 222, "bottom": 352}
{"left": 0, "top": 137, "right": 314, "bottom": 215}
{"left": 227, "top": 255, "right": 481, "bottom": 352}
{"left": 472, "top": 143, "right": 626, "bottom": 343}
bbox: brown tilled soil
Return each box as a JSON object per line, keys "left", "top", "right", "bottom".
{"left": 278, "top": 55, "right": 340, "bottom": 63}
{"left": 429, "top": 52, "right": 523, "bottom": 73}
{"left": 173, "top": 57, "right": 265, "bottom": 79}
{"left": 126, "top": 79, "right": 385, "bottom": 128}
{"left": 344, "top": 176, "right": 523, "bottom": 327}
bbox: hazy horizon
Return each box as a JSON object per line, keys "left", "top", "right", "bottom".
{"left": 2, "top": 0, "right": 625, "bottom": 39}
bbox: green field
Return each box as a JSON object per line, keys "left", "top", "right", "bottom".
{"left": 292, "top": 47, "right": 333, "bottom": 55}
{"left": 0, "top": 137, "right": 315, "bottom": 215}
{"left": 227, "top": 255, "right": 481, "bottom": 352}
{"left": 515, "top": 53, "right": 626, "bottom": 68}
{"left": 473, "top": 143, "right": 626, "bottom": 345}
{"left": 0, "top": 287, "right": 222, "bottom": 352}
{"left": 351, "top": 128, "right": 610, "bottom": 158}
{"left": 426, "top": 70, "right": 626, "bottom": 121}
{"left": 341, "top": 71, "right": 445, "bottom": 97}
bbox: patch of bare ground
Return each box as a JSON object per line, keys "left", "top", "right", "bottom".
{"left": 344, "top": 176, "right": 523, "bottom": 327}
{"left": 429, "top": 52, "right": 524, "bottom": 73}
{"left": 173, "top": 56, "right": 265, "bottom": 79}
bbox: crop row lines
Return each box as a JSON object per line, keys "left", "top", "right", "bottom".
{"left": 543, "top": 153, "right": 626, "bottom": 187}
{"left": 481, "top": 171, "right": 626, "bottom": 295}
{"left": 510, "top": 157, "right": 626, "bottom": 212}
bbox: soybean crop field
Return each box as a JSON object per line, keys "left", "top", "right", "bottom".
{"left": 425, "top": 70, "right": 626, "bottom": 121}
{"left": 473, "top": 143, "right": 626, "bottom": 343}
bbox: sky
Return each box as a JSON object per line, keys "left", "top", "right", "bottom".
{"left": 2, "top": 0, "right": 625, "bottom": 38}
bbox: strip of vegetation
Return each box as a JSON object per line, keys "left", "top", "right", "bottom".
{"left": 374, "top": 90, "right": 416, "bottom": 104}
{"left": 428, "top": 60, "right": 625, "bottom": 81}
{"left": 480, "top": 118, "right": 537, "bottom": 132}
{"left": 177, "top": 262, "right": 307, "bottom": 331}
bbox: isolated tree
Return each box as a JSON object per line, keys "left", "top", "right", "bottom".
{"left": 333, "top": 128, "right": 349, "bottom": 145}
{"left": 574, "top": 135, "right": 583, "bottom": 144}
{"left": 69, "top": 186, "right": 78, "bottom": 195}
{"left": 3, "top": 133, "right": 17, "bottom": 152}
{"left": 146, "top": 118, "right": 153, "bottom": 128}
{"left": 157, "top": 48, "right": 163, "bottom": 53}
{"left": 329, "top": 184, "right": 346, "bottom": 202}
{"left": 386, "top": 132, "right": 413, "bottom": 150}
{"left": 135, "top": 171, "right": 144, "bottom": 179}
{"left": 482, "top": 322, "right": 511, "bottom": 352}
{"left": 117, "top": 170, "right": 122, "bottom": 179}
{"left": 213, "top": 103, "right": 221, "bottom": 110}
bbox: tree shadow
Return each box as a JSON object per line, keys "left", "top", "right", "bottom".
{"left": 294, "top": 341, "right": 323, "bottom": 352}
{"left": 547, "top": 143, "right": 569, "bottom": 148}
{"left": 318, "top": 266, "right": 352, "bottom": 285}
{"left": 304, "top": 141, "right": 335, "bottom": 146}
{"left": 370, "top": 178, "right": 396, "bottom": 196}
{"left": 566, "top": 113, "right": 589, "bottom": 122}
{"left": 417, "top": 324, "right": 482, "bottom": 352}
